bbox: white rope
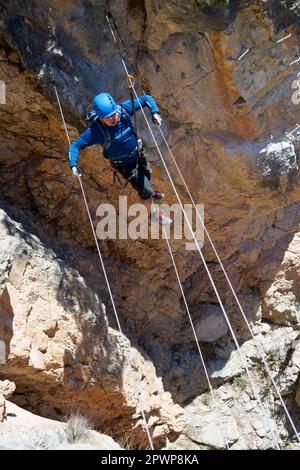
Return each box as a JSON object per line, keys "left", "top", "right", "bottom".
{"left": 52, "top": 81, "right": 154, "bottom": 450}
{"left": 237, "top": 47, "right": 250, "bottom": 61}
{"left": 47, "top": 0, "right": 298, "bottom": 448}
{"left": 158, "top": 129, "right": 300, "bottom": 442}
{"left": 105, "top": 15, "right": 117, "bottom": 43}
{"left": 119, "top": 62, "right": 280, "bottom": 448}
{"left": 162, "top": 227, "right": 230, "bottom": 450}
{"left": 105, "top": 14, "right": 239, "bottom": 442}
{"left": 289, "top": 56, "right": 300, "bottom": 66}
{"left": 105, "top": 8, "right": 299, "bottom": 445}
{"left": 45, "top": 265, "right": 54, "bottom": 357}
{"left": 105, "top": 13, "right": 117, "bottom": 44}
{"left": 276, "top": 33, "right": 292, "bottom": 43}
{"left": 53, "top": 84, "right": 71, "bottom": 146}
{"left": 106, "top": 12, "right": 232, "bottom": 448}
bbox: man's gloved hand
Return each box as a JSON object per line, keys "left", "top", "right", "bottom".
{"left": 152, "top": 113, "right": 162, "bottom": 126}
{"left": 71, "top": 165, "right": 82, "bottom": 177}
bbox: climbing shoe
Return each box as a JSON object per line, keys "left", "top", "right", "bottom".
{"left": 151, "top": 210, "right": 172, "bottom": 225}
{"left": 152, "top": 191, "right": 165, "bottom": 201}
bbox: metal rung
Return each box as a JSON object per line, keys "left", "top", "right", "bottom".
{"left": 289, "top": 56, "right": 300, "bottom": 66}
{"left": 237, "top": 48, "right": 249, "bottom": 61}
{"left": 276, "top": 33, "right": 292, "bottom": 43}
{"left": 285, "top": 123, "right": 300, "bottom": 138}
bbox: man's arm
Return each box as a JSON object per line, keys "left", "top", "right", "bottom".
{"left": 121, "top": 95, "right": 160, "bottom": 117}
{"left": 68, "top": 127, "right": 93, "bottom": 168}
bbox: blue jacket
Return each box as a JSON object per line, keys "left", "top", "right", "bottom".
{"left": 69, "top": 95, "right": 159, "bottom": 167}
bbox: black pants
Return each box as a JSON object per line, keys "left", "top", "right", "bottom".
{"left": 113, "top": 153, "right": 154, "bottom": 200}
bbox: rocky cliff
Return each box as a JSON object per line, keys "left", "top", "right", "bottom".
{"left": 0, "top": 380, "right": 122, "bottom": 450}
{"left": 0, "top": 0, "right": 300, "bottom": 449}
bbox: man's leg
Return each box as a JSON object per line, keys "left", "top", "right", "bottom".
{"left": 132, "top": 169, "right": 171, "bottom": 225}
{"left": 116, "top": 162, "right": 171, "bottom": 225}
{"left": 139, "top": 148, "right": 152, "bottom": 180}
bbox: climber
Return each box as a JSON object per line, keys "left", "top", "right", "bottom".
{"left": 68, "top": 92, "right": 171, "bottom": 225}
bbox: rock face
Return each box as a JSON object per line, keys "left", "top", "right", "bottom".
{"left": 0, "top": 379, "right": 15, "bottom": 422}
{"left": 0, "top": 0, "right": 300, "bottom": 449}
{"left": 257, "top": 140, "right": 297, "bottom": 187}
{"left": 261, "top": 230, "right": 300, "bottom": 325}
{"left": 0, "top": 207, "right": 183, "bottom": 447}
{"left": 167, "top": 326, "right": 300, "bottom": 450}
{"left": 0, "top": 400, "right": 122, "bottom": 450}
{"left": 0, "top": 380, "right": 16, "bottom": 399}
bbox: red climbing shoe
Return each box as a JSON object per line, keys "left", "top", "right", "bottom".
{"left": 151, "top": 209, "right": 172, "bottom": 225}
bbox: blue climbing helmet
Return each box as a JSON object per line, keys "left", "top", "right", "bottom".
{"left": 93, "top": 93, "right": 117, "bottom": 119}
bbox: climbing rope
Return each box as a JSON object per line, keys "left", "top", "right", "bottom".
{"left": 104, "top": 6, "right": 300, "bottom": 445}
{"left": 51, "top": 78, "right": 154, "bottom": 450}
{"left": 122, "top": 68, "right": 281, "bottom": 449}
{"left": 162, "top": 227, "right": 230, "bottom": 450}
{"left": 46, "top": 1, "right": 299, "bottom": 448}
{"left": 159, "top": 129, "right": 300, "bottom": 443}
{"left": 104, "top": 9, "right": 282, "bottom": 448}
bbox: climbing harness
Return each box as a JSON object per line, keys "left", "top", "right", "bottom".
{"left": 110, "top": 162, "right": 128, "bottom": 189}
{"left": 85, "top": 106, "right": 139, "bottom": 189}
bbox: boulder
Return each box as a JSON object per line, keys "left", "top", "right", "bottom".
{"left": 0, "top": 380, "right": 16, "bottom": 399}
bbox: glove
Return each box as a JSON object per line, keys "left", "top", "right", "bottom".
{"left": 152, "top": 113, "right": 162, "bottom": 126}
{"left": 71, "top": 165, "right": 82, "bottom": 177}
